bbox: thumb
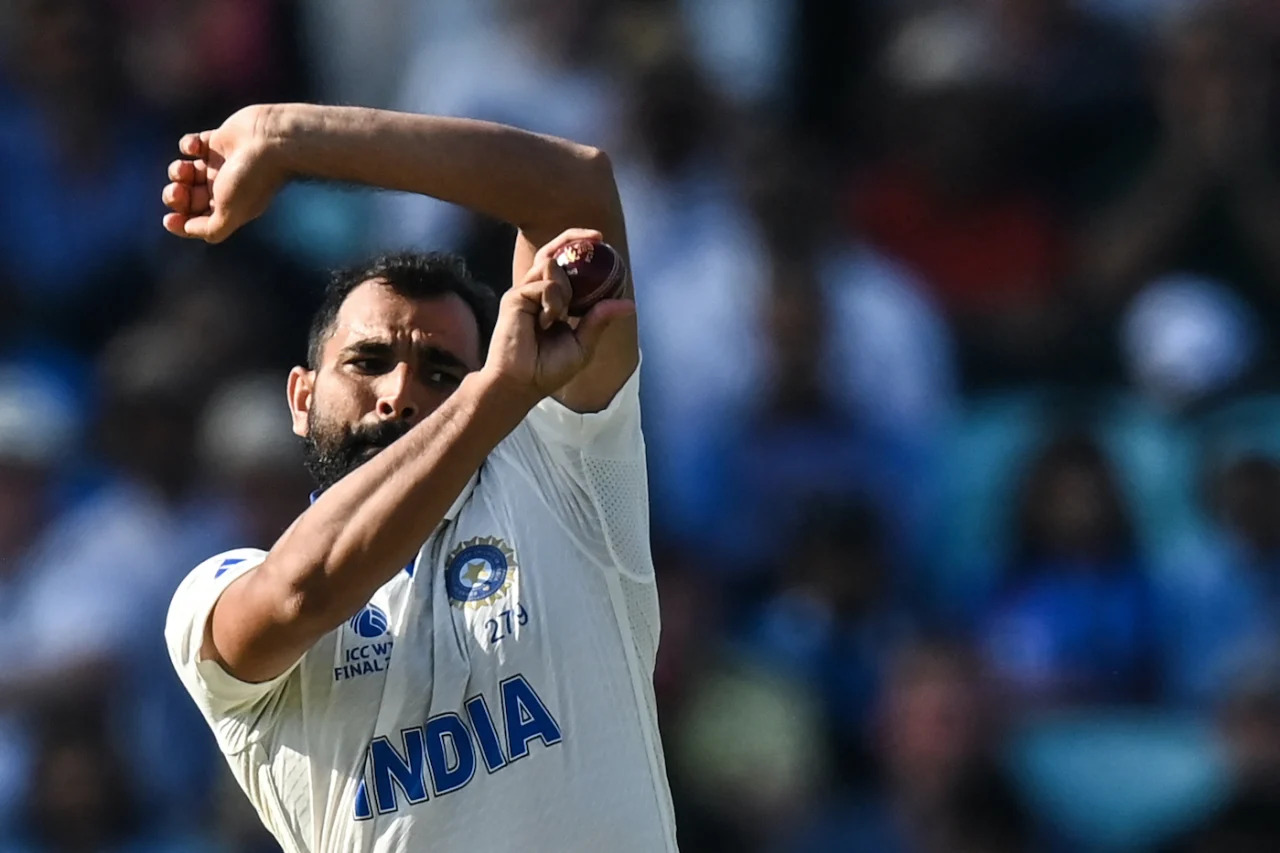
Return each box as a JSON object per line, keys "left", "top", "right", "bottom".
{"left": 182, "top": 209, "right": 231, "bottom": 244}
{"left": 574, "top": 299, "right": 635, "bottom": 358}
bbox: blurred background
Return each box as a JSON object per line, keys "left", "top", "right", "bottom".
{"left": 2, "top": 0, "right": 1280, "bottom": 850}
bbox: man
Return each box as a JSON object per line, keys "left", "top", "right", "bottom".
{"left": 161, "top": 104, "right": 676, "bottom": 852}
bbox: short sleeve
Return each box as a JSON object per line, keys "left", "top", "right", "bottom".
{"left": 164, "top": 548, "right": 300, "bottom": 731}
{"left": 525, "top": 358, "right": 644, "bottom": 459}
{"left": 499, "top": 362, "right": 653, "bottom": 580}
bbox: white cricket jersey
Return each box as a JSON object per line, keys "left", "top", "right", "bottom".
{"left": 165, "top": 366, "right": 678, "bottom": 852}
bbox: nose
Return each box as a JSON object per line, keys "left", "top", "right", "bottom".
{"left": 375, "top": 363, "right": 421, "bottom": 423}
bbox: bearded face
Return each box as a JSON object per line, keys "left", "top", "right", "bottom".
{"left": 290, "top": 283, "right": 485, "bottom": 492}
{"left": 300, "top": 408, "right": 413, "bottom": 492}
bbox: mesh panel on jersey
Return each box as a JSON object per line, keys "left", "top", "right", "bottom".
{"left": 620, "top": 571, "right": 660, "bottom": 669}
{"left": 582, "top": 454, "right": 654, "bottom": 581}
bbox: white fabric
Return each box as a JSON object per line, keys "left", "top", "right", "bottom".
{"left": 166, "top": 365, "right": 677, "bottom": 853}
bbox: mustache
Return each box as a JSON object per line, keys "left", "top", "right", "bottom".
{"left": 302, "top": 417, "right": 416, "bottom": 492}
{"left": 346, "top": 419, "right": 414, "bottom": 454}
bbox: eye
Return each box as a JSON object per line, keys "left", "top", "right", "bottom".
{"left": 425, "top": 370, "right": 462, "bottom": 388}
{"left": 348, "top": 357, "right": 391, "bottom": 374}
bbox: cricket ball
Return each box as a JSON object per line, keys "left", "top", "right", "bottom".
{"left": 555, "top": 239, "right": 627, "bottom": 317}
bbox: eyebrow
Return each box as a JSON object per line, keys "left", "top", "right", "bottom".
{"left": 338, "top": 339, "right": 470, "bottom": 373}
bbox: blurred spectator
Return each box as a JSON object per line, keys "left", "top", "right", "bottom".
{"left": 849, "top": 7, "right": 1069, "bottom": 386}
{"left": 1121, "top": 273, "right": 1261, "bottom": 411}
{"left": 0, "top": 0, "right": 165, "bottom": 356}
{"left": 675, "top": 0, "right": 794, "bottom": 108}
{"left": 982, "top": 0, "right": 1140, "bottom": 112}
{"left": 671, "top": 660, "right": 829, "bottom": 853}
{"left": 978, "top": 0, "right": 1143, "bottom": 201}
{"left": 614, "top": 50, "right": 769, "bottom": 544}
{"left": 1159, "top": 452, "right": 1280, "bottom": 705}
{"left": 981, "top": 433, "right": 1159, "bottom": 706}
{"left": 1080, "top": 1, "right": 1280, "bottom": 352}
{"left": 2, "top": 705, "right": 212, "bottom": 853}
{"left": 740, "top": 127, "right": 958, "bottom": 437}
{"left": 716, "top": 282, "right": 930, "bottom": 573}
{"left": 298, "top": 0, "right": 415, "bottom": 107}
{"left": 650, "top": 547, "right": 722, "bottom": 730}
{"left": 783, "top": 641, "right": 1032, "bottom": 853}
{"left": 1163, "top": 670, "right": 1280, "bottom": 851}
{"left": 1216, "top": 668, "right": 1280, "bottom": 797}
{"left": 205, "top": 769, "right": 280, "bottom": 853}
{"left": 118, "top": 0, "right": 307, "bottom": 125}
{"left": 736, "top": 501, "right": 916, "bottom": 778}
{"left": 374, "top": 0, "right": 619, "bottom": 251}
{"left": 0, "top": 366, "right": 80, "bottom": 833}
{"left": 197, "top": 372, "right": 310, "bottom": 550}
{"left": 1163, "top": 792, "right": 1280, "bottom": 853}
{"left": 5, "top": 325, "right": 242, "bottom": 827}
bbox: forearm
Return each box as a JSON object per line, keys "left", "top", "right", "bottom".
{"left": 213, "top": 370, "right": 534, "bottom": 681}
{"left": 263, "top": 104, "right": 618, "bottom": 238}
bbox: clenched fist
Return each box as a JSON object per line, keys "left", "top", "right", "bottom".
{"left": 161, "top": 104, "right": 286, "bottom": 243}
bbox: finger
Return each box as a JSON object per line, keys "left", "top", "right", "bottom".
{"left": 511, "top": 277, "right": 567, "bottom": 320}
{"left": 167, "top": 158, "right": 209, "bottom": 184}
{"left": 504, "top": 281, "right": 549, "bottom": 321}
{"left": 538, "top": 272, "right": 570, "bottom": 330}
{"left": 181, "top": 210, "right": 230, "bottom": 244}
{"left": 574, "top": 298, "right": 636, "bottom": 357}
{"left": 536, "top": 228, "right": 606, "bottom": 262}
{"left": 162, "top": 182, "right": 190, "bottom": 214}
{"left": 163, "top": 212, "right": 194, "bottom": 238}
{"left": 517, "top": 256, "right": 572, "bottom": 327}
{"left": 178, "top": 131, "right": 212, "bottom": 158}
{"left": 162, "top": 183, "right": 211, "bottom": 216}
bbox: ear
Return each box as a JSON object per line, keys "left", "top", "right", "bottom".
{"left": 287, "top": 366, "right": 315, "bottom": 437}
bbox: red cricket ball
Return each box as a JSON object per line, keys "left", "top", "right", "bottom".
{"left": 554, "top": 239, "right": 627, "bottom": 317}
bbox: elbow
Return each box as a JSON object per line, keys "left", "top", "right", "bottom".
{"left": 586, "top": 147, "right": 619, "bottom": 197}
{"left": 260, "top": 555, "right": 344, "bottom": 636}
{"left": 581, "top": 145, "right": 614, "bottom": 180}
{"left": 578, "top": 144, "right": 618, "bottom": 195}
{"left": 574, "top": 147, "right": 624, "bottom": 235}
{"left": 283, "top": 572, "right": 354, "bottom": 636}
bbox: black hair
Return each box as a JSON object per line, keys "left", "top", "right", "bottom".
{"left": 306, "top": 251, "right": 499, "bottom": 369}
{"left": 1013, "top": 431, "right": 1136, "bottom": 565}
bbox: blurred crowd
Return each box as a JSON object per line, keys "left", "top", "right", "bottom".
{"left": 2, "top": 0, "right": 1280, "bottom": 850}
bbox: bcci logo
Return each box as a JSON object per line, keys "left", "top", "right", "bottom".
{"left": 446, "top": 536, "right": 517, "bottom": 608}
{"left": 350, "top": 604, "right": 389, "bottom": 638}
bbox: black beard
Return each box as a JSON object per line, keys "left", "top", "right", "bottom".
{"left": 301, "top": 416, "right": 413, "bottom": 492}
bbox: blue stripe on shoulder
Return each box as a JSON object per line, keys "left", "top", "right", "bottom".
{"left": 214, "top": 557, "right": 246, "bottom": 578}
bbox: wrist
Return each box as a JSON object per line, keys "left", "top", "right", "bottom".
{"left": 468, "top": 368, "right": 542, "bottom": 422}
{"left": 255, "top": 103, "right": 318, "bottom": 176}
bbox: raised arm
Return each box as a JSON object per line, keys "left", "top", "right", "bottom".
{"left": 163, "top": 104, "right": 636, "bottom": 413}
{"left": 162, "top": 107, "right": 636, "bottom": 681}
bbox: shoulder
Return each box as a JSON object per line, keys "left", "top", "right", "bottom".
{"left": 164, "top": 547, "right": 270, "bottom": 684}
{"left": 511, "top": 359, "right": 644, "bottom": 459}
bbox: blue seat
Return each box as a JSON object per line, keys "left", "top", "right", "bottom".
{"left": 1007, "top": 710, "right": 1230, "bottom": 851}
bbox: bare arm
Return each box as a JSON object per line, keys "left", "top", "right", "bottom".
{"left": 206, "top": 371, "right": 532, "bottom": 683}
{"left": 269, "top": 105, "right": 637, "bottom": 413}
{"left": 164, "top": 105, "right": 637, "bottom": 412}
{"left": 163, "top": 113, "right": 635, "bottom": 680}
